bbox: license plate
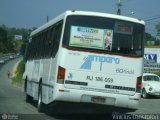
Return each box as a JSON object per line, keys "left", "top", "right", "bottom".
{"left": 91, "top": 96, "right": 105, "bottom": 103}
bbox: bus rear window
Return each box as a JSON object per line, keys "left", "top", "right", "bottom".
{"left": 63, "top": 15, "right": 145, "bottom": 56}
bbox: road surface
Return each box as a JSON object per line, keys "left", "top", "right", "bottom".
{"left": 0, "top": 58, "right": 57, "bottom": 120}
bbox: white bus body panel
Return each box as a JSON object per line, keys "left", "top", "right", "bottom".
{"left": 23, "top": 57, "right": 58, "bottom": 103}
{"left": 52, "top": 48, "right": 143, "bottom": 109}
{"left": 53, "top": 85, "right": 140, "bottom": 109}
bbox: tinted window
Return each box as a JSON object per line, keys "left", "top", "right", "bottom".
{"left": 143, "top": 75, "right": 160, "bottom": 81}
{"left": 25, "top": 20, "right": 63, "bottom": 60}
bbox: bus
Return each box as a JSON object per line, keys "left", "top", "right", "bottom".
{"left": 23, "top": 10, "right": 145, "bottom": 112}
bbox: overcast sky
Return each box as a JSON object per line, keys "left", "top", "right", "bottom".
{"left": 0, "top": 0, "right": 160, "bottom": 36}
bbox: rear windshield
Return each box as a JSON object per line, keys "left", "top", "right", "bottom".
{"left": 143, "top": 75, "right": 160, "bottom": 81}
{"left": 63, "top": 15, "right": 145, "bottom": 56}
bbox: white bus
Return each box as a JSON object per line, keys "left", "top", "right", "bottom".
{"left": 23, "top": 10, "right": 145, "bottom": 112}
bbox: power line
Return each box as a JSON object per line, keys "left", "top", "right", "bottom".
{"left": 145, "top": 16, "right": 160, "bottom": 22}
{"left": 146, "top": 21, "right": 160, "bottom": 25}
{"left": 123, "top": 0, "right": 134, "bottom": 4}
{"left": 142, "top": 14, "right": 160, "bottom": 20}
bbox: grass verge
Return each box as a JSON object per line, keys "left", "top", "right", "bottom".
{"left": 152, "top": 72, "right": 160, "bottom": 76}
{"left": 12, "top": 60, "right": 25, "bottom": 87}
{"left": 145, "top": 45, "right": 160, "bottom": 48}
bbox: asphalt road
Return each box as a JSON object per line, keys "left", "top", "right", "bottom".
{"left": 0, "top": 58, "right": 160, "bottom": 120}
{"left": 0, "top": 58, "right": 57, "bottom": 120}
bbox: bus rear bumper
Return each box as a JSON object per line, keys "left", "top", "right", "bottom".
{"left": 54, "top": 88, "right": 141, "bottom": 109}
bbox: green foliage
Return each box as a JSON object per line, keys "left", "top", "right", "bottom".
{"left": 0, "top": 27, "right": 9, "bottom": 53}
{"left": 0, "top": 24, "right": 31, "bottom": 54}
{"left": 145, "top": 32, "right": 160, "bottom": 46}
{"left": 156, "top": 23, "right": 160, "bottom": 34}
{"left": 152, "top": 72, "right": 160, "bottom": 77}
{"left": 155, "top": 40, "right": 160, "bottom": 46}
{"left": 145, "top": 32, "right": 154, "bottom": 41}
{"left": 12, "top": 60, "right": 25, "bottom": 86}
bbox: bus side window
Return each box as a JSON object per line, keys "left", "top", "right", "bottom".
{"left": 24, "top": 42, "right": 30, "bottom": 61}
{"left": 41, "top": 32, "right": 46, "bottom": 58}
{"left": 31, "top": 37, "right": 36, "bottom": 59}
{"left": 38, "top": 34, "right": 43, "bottom": 59}
{"left": 49, "top": 27, "right": 56, "bottom": 57}
{"left": 51, "top": 21, "right": 63, "bottom": 57}
{"left": 44, "top": 31, "right": 50, "bottom": 58}
{"left": 35, "top": 36, "right": 39, "bottom": 59}
{"left": 46, "top": 29, "right": 52, "bottom": 57}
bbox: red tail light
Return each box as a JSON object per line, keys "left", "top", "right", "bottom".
{"left": 136, "top": 76, "right": 142, "bottom": 93}
{"left": 57, "top": 66, "right": 65, "bottom": 84}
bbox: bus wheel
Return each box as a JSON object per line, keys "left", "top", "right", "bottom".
{"left": 24, "top": 79, "right": 27, "bottom": 92}
{"left": 26, "top": 94, "right": 33, "bottom": 103}
{"left": 25, "top": 80, "right": 33, "bottom": 102}
{"left": 142, "top": 89, "right": 148, "bottom": 99}
{"left": 37, "top": 84, "right": 44, "bottom": 112}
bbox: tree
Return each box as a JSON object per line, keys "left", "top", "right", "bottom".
{"left": 144, "top": 32, "right": 158, "bottom": 46}
{"left": 0, "top": 27, "right": 8, "bottom": 52}
{"left": 156, "top": 23, "right": 160, "bottom": 33}
{"left": 0, "top": 24, "right": 32, "bottom": 54}
{"left": 156, "top": 22, "right": 160, "bottom": 36}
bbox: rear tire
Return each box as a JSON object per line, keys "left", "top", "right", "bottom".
{"left": 37, "top": 84, "right": 45, "bottom": 112}
{"left": 25, "top": 79, "right": 33, "bottom": 102}
{"left": 142, "top": 89, "right": 148, "bottom": 98}
{"left": 26, "top": 94, "right": 33, "bottom": 102}
{"left": 24, "top": 78, "right": 27, "bottom": 92}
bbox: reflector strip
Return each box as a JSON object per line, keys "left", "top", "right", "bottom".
{"left": 105, "top": 85, "right": 135, "bottom": 91}
{"left": 65, "top": 80, "right": 88, "bottom": 86}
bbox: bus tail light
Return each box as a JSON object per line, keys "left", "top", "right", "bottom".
{"left": 136, "top": 76, "right": 142, "bottom": 93}
{"left": 57, "top": 66, "right": 65, "bottom": 84}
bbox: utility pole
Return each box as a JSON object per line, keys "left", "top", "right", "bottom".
{"left": 117, "top": 0, "right": 122, "bottom": 15}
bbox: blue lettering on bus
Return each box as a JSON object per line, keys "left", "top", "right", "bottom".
{"left": 77, "top": 27, "right": 98, "bottom": 34}
{"left": 80, "top": 55, "right": 120, "bottom": 71}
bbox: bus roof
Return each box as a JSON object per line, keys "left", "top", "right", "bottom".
{"left": 31, "top": 10, "right": 145, "bottom": 37}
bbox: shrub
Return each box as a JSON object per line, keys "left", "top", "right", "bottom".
{"left": 12, "top": 60, "right": 25, "bottom": 86}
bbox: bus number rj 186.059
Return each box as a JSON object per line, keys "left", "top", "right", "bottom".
{"left": 86, "top": 75, "right": 113, "bottom": 83}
